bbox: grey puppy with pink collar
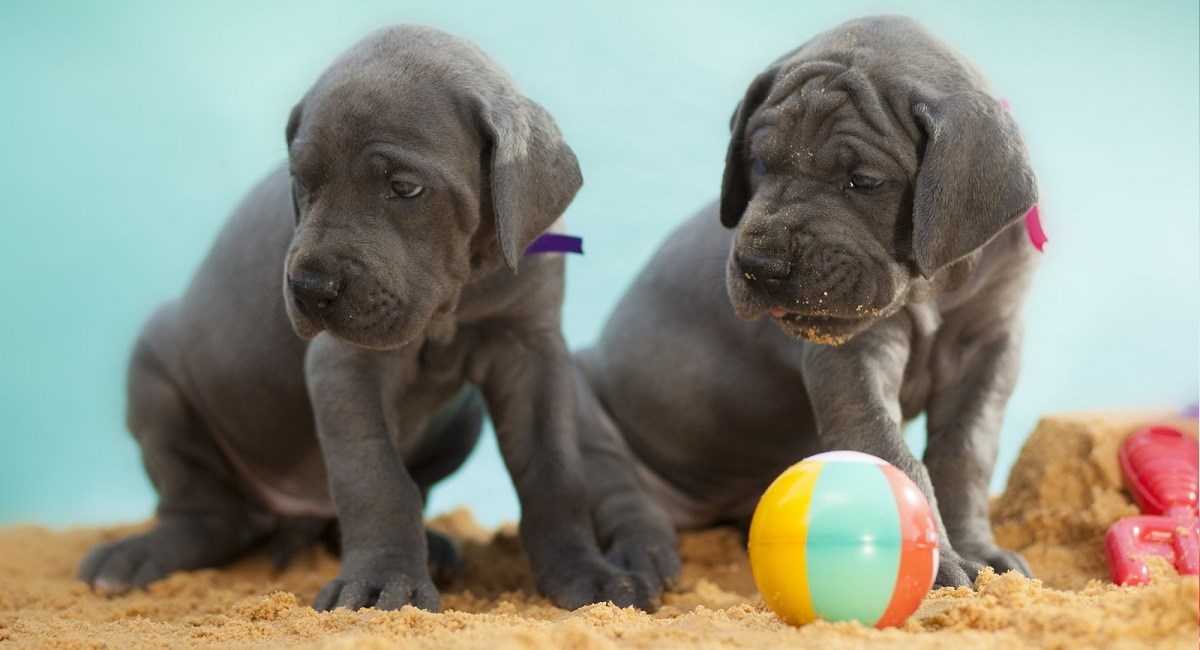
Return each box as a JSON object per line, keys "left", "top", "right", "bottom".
{"left": 576, "top": 15, "right": 1040, "bottom": 596}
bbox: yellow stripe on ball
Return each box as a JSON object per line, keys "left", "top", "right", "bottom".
{"left": 747, "top": 458, "right": 823, "bottom": 626}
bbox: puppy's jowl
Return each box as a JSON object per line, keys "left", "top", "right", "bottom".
{"left": 576, "top": 15, "right": 1039, "bottom": 588}
{"left": 79, "top": 26, "right": 651, "bottom": 611}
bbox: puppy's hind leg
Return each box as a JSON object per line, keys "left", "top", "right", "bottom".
{"left": 408, "top": 385, "right": 486, "bottom": 587}
{"left": 574, "top": 358, "right": 681, "bottom": 597}
{"left": 79, "top": 306, "right": 272, "bottom": 594}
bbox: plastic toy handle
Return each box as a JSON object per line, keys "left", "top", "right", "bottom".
{"left": 1105, "top": 515, "right": 1200, "bottom": 585}
{"left": 1119, "top": 426, "right": 1199, "bottom": 517}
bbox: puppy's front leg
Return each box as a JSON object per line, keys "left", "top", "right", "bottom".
{"left": 924, "top": 328, "right": 1031, "bottom": 576}
{"left": 799, "top": 324, "right": 983, "bottom": 588}
{"left": 305, "top": 334, "right": 438, "bottom": 612}
{"left": 482, "top": 328, "right": 651, "bottom": 610}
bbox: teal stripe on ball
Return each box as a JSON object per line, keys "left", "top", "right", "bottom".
{"left": 805, "top": 462, "right": 902, "bottom": 625}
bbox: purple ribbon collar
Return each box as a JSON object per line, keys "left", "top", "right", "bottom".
{"left": 525, "top": 233, "right": 584, "bottom": 256}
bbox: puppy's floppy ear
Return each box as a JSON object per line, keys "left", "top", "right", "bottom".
{"left": 911, "top": 92, "right": 1037, "bottom": 277}
{"left": 480, "top": 96, "right": 582, "bottom": 272}
{"left": 720, "top": 69, "right": 777, "bottom": 228}
{"left": 285, "top": 102, "right": 304, "bottom": 223}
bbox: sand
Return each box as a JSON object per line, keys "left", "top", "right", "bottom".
{"left": 2, "top": 411, "right": 1197, "bottom": 648}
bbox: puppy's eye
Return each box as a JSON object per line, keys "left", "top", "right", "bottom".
{"left": 752, "top": 159, "right": 768, "bottom": 176}
{"left": 291, "top": 177, "right": 310, "bottom": 225}
{"left": 846, "top": 174, "right": 883, "bottom": 190}
{"left": 389, "top": 180, "right": 424, "bottom": 199}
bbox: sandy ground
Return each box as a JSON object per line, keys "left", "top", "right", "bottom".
{"left": 1, "top": 411, "right": 1197, "bottom": 648}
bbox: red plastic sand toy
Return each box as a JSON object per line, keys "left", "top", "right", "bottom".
{"left": 1103, "top": 425, "right": 1199, "bottom": 585}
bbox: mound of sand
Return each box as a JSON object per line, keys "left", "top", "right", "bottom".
{"left": 1, "top": 411, "right": 1197, "bottom": 648}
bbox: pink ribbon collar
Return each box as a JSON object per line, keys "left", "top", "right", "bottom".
{"left": 1000, "top": 98, "right": 1046, "bottom": 252}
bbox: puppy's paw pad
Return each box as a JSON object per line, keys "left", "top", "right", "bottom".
{"left": 378, "top": 576, "right": 441, "bottom": 611}
{"left": 984, "top": 548, "right": 1032, "bottom": 577}
{"left": 956, "top": 541, "right": 1033, "bottom": 578}
{"left": 935, "top": 551, "right": 985, "bottom": 589}
{"left": 313, "top": 572, "right": 441, "bottom": 612}
{"left": 542, "top": 561, "right": 656, "bottom": 611}
{"left": 605, "top": 533, "right": 681, "bottom": 592}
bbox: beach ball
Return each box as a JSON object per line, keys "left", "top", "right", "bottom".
{"left": 748, "top": 451, "right": 939, "bottom": 628}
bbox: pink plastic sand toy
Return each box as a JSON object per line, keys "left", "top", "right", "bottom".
{"left": 1103, "top": 426, "right": 1199, "bottom": 585}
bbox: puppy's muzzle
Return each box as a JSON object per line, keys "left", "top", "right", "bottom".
{"left": 735, "top": 251, "right": 791, "bottom": 294}
{"left": 289, "top": 271, "right": 341, "bottom": 318}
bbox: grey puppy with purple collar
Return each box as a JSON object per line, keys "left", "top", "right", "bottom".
{"left": 79, "top": 25, "right": 652, "bottom": 612}
{"left": 576, "top": 15, "right": 1039, "bottom": 596}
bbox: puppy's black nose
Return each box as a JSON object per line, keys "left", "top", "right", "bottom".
{"left": 736, "top": 252, "right": 790, "bottom": 293}
{"left": 289, "top": 272, "right": 340, "bottom": 316}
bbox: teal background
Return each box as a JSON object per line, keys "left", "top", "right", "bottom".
{"left": 1, "top": 1, "right": 1196, "bottom": 528}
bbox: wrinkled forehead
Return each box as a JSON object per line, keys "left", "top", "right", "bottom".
{"left": 291, "top": 71, "right": 481, "bottom": 174}
{"left": 747, "top": 64, "right": 918, "bottom": 178}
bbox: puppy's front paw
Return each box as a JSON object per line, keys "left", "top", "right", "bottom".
{"left": 313, "top": 570, "right": 440, "bottom": 612}
{"left": 539, "top": 559, "right": 654, "bottom": 611}
{"left": 935, "top": 549, "right": 986, "bottom": 589}
{"left": 957, "top": 542, "right": 1033, "bottom": 577}
{"left": 604, "top": 526, "right": 681, "bottom": 595}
